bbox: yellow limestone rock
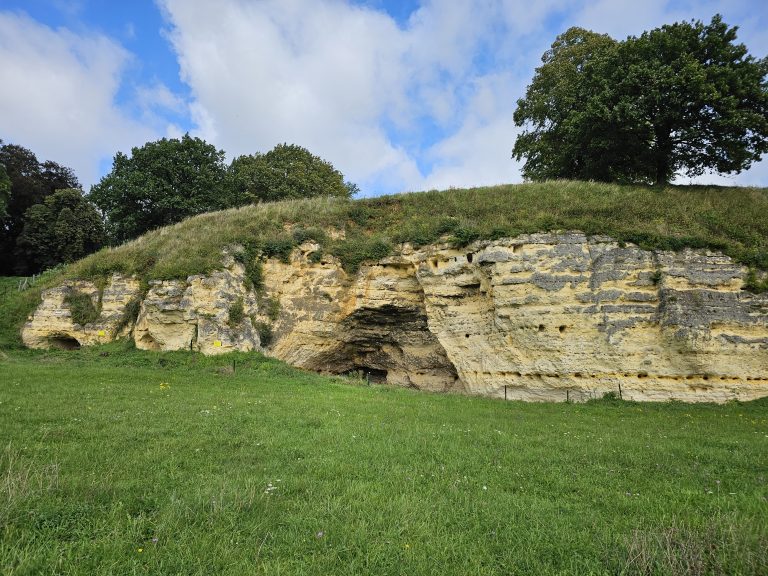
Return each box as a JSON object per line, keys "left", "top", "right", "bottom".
{"left": 408, "top": 233, "right": 768, "bottom": 402}
{"left": 22, "top": 233, "right": 768, "bottom": 402}
{"left": 22, "top": 274, "right": 141, "bottom": 349}
{"left": 262, "top": 242, "right": 461, "bottom": 391}
{"left": 134, "top": 258, "right": 259, "bottom": 354}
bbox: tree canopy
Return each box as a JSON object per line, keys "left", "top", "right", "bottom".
{"left": 15, "top": 188, "right": 105, "bottom": 273}
{"left": 513, "top": 15, "right": 768, "bottom": 184}
{"left": 0, "top": 164, "right": 10, "bottom": 219}
{"left": 228, "top": 143, "right": 356, "bottom": 204}
{"left": 90, "top": 135, "right": 229, "bottom": 243}
{"left": 0, "top": 141, "right": 82, "bottom": 275}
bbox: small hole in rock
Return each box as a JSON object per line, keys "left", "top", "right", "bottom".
{"left": 559, "top": 325, "right": 566, "bottom": 333}
{"left": 466, "top": 253, "right": 473, "bottom": 263}
{"left": 139, "top": 333, "right": 161, "bottom": 351}
{"left": 357, "top": 367, "right": 388, "bottom": 384}
{"left": 538, "top": 324, "right": 545, "bottom": 332}
{"left": 48, "top": 335, "right": 81, "bottom": 350}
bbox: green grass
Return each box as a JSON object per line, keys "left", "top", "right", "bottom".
{"left": 0, "top": 277, "right": 44, "bottom": 350}
{"left": 1, "top": 347, "right": 766, "bottom": 575}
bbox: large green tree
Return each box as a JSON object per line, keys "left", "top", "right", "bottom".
{"left": 0, "top": 141, "right": 81, "bottom": 274}
{"left": 15, "top": 189, "right": 105, "bottom": 274}
{"left": 513, "top": 15, "right": 768, "bottom": 184}
{"left": 0, "top": 164, "right": 10, "bottom": 219}
{"left": 90, "top": 135, "right": 229, "bottom": 243}
{"left": 228, "top": 143, "right": 357, "bottom": 204}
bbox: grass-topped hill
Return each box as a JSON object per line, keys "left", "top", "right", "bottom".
{"left": 1, "top": 181, "right": 767, "bottom": 348}
{"left": 68, "top": 180, "right": 768, "bottom": 284}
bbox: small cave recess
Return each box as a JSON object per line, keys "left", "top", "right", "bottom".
{"left": 47, "top": 335, "right": 81, "bottom": 350}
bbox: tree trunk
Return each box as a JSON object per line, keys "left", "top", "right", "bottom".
{"left": 653, "top": 128, "right": 672, "bottom": 185}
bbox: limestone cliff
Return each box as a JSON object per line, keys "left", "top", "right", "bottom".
{"left": 22, "top": 233, "right": 768, "bottom": 402}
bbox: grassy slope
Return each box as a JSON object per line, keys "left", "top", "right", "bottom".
{"left": 62, "top": 181, "right": 768, "bottom": 281}
{"left": 1, "top": 347, "right": 766, "bottom": 575}
{"left": 0, "top": 277, "right": 43, "bottom": 350}
{"left": 1, "top": 182, "right": 767, "bottom": 347}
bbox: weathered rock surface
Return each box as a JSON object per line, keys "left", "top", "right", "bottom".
{"left": 23, "top": 274, "right": 141, "bottom": 349}
{"left": 133, "top": 256, "right": 260, "bottom": 355}
{"left": 22, "top": 233, "right": 768, "bottom": 402}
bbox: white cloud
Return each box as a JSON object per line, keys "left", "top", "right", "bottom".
{"left": 2, "top": 1, "right": 765, "bottom": 195}
{"left": 0, "top": 11, "right": 158, "bottom": 188}
{"left": 158, "top": 0, "right": 569, "bottom": 194}
{"left": 161, "top": 0, "right": 414, "bottom": 192}
{"left": 136, "top": 83, "right": 186, "bottom": 115}
{"left": 421, "top": 72, "right": 523, "bottom": 189}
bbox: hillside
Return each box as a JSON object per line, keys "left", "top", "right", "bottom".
{"left": 62, "top": 181, "right": 768, "bottom": 285}
{"left": 2, "top": 181, "right": 768, "bottom": 352}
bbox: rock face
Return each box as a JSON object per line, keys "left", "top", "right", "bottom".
{"left": 133, "top": 258, "right": 260, "bottom": 355}
{"left": 22, "top": 274, "right": 141, "bottom": 349}
{"left": 22, "top": 233, "right": 768, "bottom": 402}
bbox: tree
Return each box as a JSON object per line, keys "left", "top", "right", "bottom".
{"left": 513, "top": 15, "right": 768, "bottom": 184}
{"left": 228, "top": 143, "right": 357, "bottom": 204}
{"left": 0, "top": 141, "right": 81, "bottom": 274}
{"left": 15, "top": 189, "right": 105, "bottom": 274}
{"left": 512, "top": 28, "right": 621, "bottom": 181}
{"left": 89, "top": 134, "right": 229, "bottom": 243}
{"left": 0, "top": 164, "right": 10, "bottom": 219}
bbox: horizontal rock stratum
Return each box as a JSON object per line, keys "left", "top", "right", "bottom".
{"left": 23, "top": 232, "right": 768, "bottom": 402}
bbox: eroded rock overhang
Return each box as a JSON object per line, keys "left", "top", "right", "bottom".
{"left": 21, "top": 232, "right": 768, "bottom": 402}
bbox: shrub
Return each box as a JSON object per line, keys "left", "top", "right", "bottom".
{"left": 451, "top": 226, "right": 481, "bottom": 248}
{"left": 262, "top": 297, "right": 280, "bottom": 321}
{"left": 331, "top": 235, "right": 392, "bottom": 273}
{"left": 292, "top": 227, "right": 327, "bottom": 245}
{"left": 744, "top": 269, "right": 768, "bottom": 294}
{"left": 228, "top": 297, "right": 245, "bottom": 327}
{"left": 234, "top": 244, "right": 264, "bottom": 291}
{"left": 63, "top": 289, "right": 100, "bottom": 326}
{"left": 261, "top": 238, "right": 295, "bottom": 263}
{"left": 113, "top": 297, "right": 141, "bottom": 336}
{"left": 254, "top": 320, "right": 273, "bottom": 347}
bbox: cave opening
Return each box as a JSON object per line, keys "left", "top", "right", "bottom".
{"left": 138, "top": 333, "right": 161, "bottom": 351}
{"left": 47, "top": 335, "right": 81, "bottom": 350}
{"left": 344, "top": 366, "right": 387, "bottom": 384}
{"left": 355, "top": 367, "right": 388, "bottom": 383}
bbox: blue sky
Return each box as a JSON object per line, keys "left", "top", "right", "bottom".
{"left": 1, "top": 0, "right": 767, "bottom": 194}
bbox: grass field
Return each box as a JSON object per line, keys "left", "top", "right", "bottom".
{"left": 1, "top": 346, "right": 767, "bottom": 575}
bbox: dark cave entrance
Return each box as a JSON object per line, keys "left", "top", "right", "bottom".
{"left": 356, "top": 367, "right": 389, "bottom": 384}
{"left": 47, "top": 335, "right": 81, "bottom": 350}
